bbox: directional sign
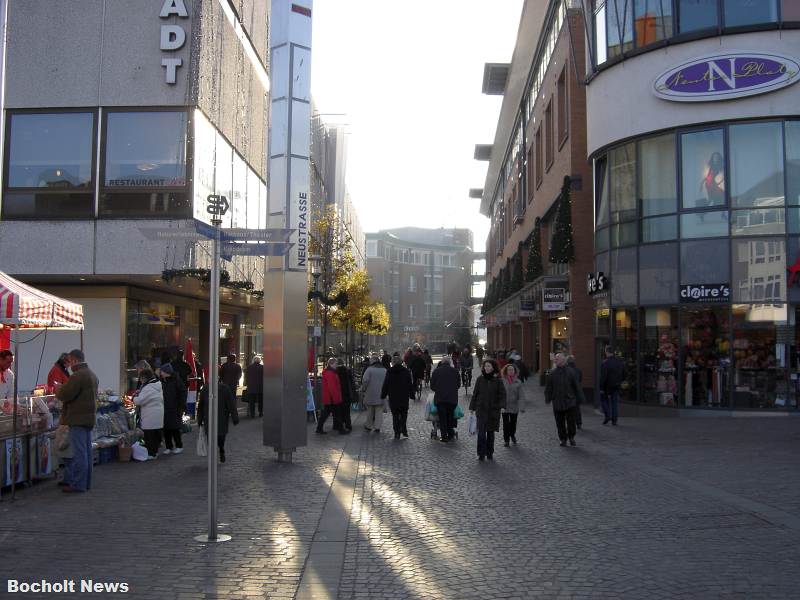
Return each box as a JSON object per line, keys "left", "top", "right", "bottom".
{"left": 206, "top": 194, "right": 229, "bottom": 216}
{"left": 220, "top": 242, "right": 294, "bottom": 257}
{"left": 138, "top": 226, "right": 209, "bottom": 241}
{"left": 220, "top": 228, "right": 294, "bottom": 242}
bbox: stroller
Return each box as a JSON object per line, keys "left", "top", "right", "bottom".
{"left": 425, "top": 401, "right": 462, "bottom": 440}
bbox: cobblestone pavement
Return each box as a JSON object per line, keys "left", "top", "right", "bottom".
{"left": 1, "top": 376, "right": 799, "bottom": 599}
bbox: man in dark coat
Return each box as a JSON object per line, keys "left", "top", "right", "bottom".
{"left": 566, "top": 355, "right": 583, "bottom": 429}
{"left": 469, "top": 359, "right": 506, "bottom": 460}
{"left": 159, "top": 363, "right": 187, "bottom": 454}
{"left": 219, "top": 354, "right": 242, "bottom": 397}
{"left": 381, "top": 354, "right": 415, "bottom": 439}
{"left": 407, "top": 347, "right": 427, "bottom": 398}
{"left": 545, "top": 353, "right": 585, "bottom": 447}
{"left": 430, "top": 356, "right": 461, "bottom": 442}
{"left": 171, "top": 350, "right": 193, "bottom": 388}
{"left": 599, "top": 346, "right": 626, "bottom": 425}
{"left": 198, "top": 381, "right": 239, "bottom": 463}
{"left": 245, "top": 356, "right": 264, "bottom": 418}
{"left": 336, "top": 359, "right": 355, "bottom": 431}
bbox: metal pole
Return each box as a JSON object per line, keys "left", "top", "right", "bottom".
{"left": 312, "top": 278, "right": 320, "bottom": 417}
{"left": 10, "top": 328, "right": 17, "bottom": 500}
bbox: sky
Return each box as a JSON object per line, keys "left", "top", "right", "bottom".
{"left": 310, "top": 0, "right": 524, "bottom": 253}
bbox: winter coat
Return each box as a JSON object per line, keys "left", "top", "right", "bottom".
{"left": 459, "top": 352, "right": 473, "bottom": 370}
{"left": 46, "top": 361, "right": 70, "bottom": 392}
{"left": 381, "top": 354, "right": 391, "bottom": 369}
{"left": 322, "top": 368, "right": 343, "bottom": 405}
{"left": 430, "top": 363, "right": 460, "bottom": 406}
{"left": 336, "top": 366, "right": 356, "bottom": 404}
{"left": 361, "top": 364, "right": 387, "bottom": 406}
{"left": 161, "top": 375, "right": 187, "bottom": 429}
{"left": 545, "top": 365, "right": 585, "bottom": 411}
{"left": 134, "top": 378, "right": 165, "bottom": 430}
{"left": 171, "top": 358, "right": 193, "bottom": 387}
{"left": 502, "top": 376, "right": 524, "bottom": 414}
{"left": 599, "top": 356, "right": 626, "bottom": 394}
{"left": 220, "top": 361, "right": 242, "bottom": 392}
{"left": 246, "top": 362, "right": 264, "bottom": 395}
{"left": 198, "top": 382, "right": 239, "bottom": 436}
{"left": 408, "top": 354, "right": 426, "bottom": 379}
{"left": 55, "top": 363, "right": 99, "bottom": 428}
{"left": 380, "top": 365, "right": 414, "bottom": 411}
{"left": 469, "top": 374, "right": 506, "bottom": 431}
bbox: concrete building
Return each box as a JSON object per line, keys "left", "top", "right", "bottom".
{"left": 0, "top": 0, "right": 270, "bottom": 393}
{"left": 366, "top": 228, "right": 475, "bottom": 354}
{"left": 478, "top": 0, "right": 596, "bottom": 390}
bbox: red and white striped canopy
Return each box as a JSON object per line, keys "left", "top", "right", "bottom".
{"left": 0, "top": 271, "right": 83, "bottom": 330}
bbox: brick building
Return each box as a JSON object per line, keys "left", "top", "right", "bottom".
{"left": 478, "top": 0, "right": 595, "bottom": 390}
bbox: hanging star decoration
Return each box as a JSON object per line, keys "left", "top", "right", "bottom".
{"left": 788, "top": 255, "right": 800, "bottom": 288}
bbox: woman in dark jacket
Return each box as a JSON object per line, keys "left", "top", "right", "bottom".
{"left": 159, "top": 363, "right": 187, "bottom": 454}
{"left": 381, "top": 354, "right": 415, "bottom": 439}
{"left": 469, "top": 360, "right": 506, "bottom": 461}
{"left": 197, "top": 381, "right": 239, "bottom": 463}
{"left": 336, "top": 359, "right": 355, "bottom": 432}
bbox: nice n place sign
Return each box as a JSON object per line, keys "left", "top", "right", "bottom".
{"left": 159, "top": 0, "right": 189, "bottom": 84}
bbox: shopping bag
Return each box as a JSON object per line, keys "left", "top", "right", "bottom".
{"left": 131, "top": 442, "right": 149, "bottom": 462}
{"left": 196, "top": 432, "right": 208, "bottom": 457}
{"left": 424, "top": 402, "right": 434, "bottom": 422}
{"left": 468, "top": 414, "right": 477, "bottom": 435}
{"left": 453, "top": 405, "right": 464, "bottom": 420}
{"left": 306, "top": 377, "right": 316, "bottom": 412}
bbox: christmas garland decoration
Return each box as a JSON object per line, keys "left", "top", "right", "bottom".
{"left": 549, "top": 176, "right": 576, "bottom": 264}
{"left": 162, "top": 268, "right": 231, "bottom": 285}
{"left": 308, "top": 290, "right": 349, "bottom": 308}
{"left": 526, "top": 218, "right": 543, "bottom": 282}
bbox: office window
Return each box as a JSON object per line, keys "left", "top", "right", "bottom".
{"left": 634, "top": 0, "right": 673, "bottom": 46}
{"left": 409, "top": 274, "right": 417, "bottom": 292}
{"left": 723, "top": 0, "right": 777, "bottom": 28}
{"left": 640, "top": 134, "right": 677, "bottom": 216}
{"left": 678, "top": 0, "right": 718, "bottom": 34}
{"left": 366, "top": 240, "right": 378, "bottom": 257}
{"left": 609, "top": 143, "right": 637, "bottom": 223}
{"left": 409, "top": 304, "right": 416, "bottom": 319}
{"left": 434, "top": 277, "right": 443, "bottom": 292}
{"left": 607, "top": 0, "right": 634, "bottom": 58}
{"left": 535, "top": 127, "right": 543, "bottom": 188}
{"left": 729, "top": 122, "right": 784, "bottom": 208}
{"left": 681, "top": 210, "right": 729, "bottom": 238}
{"left": 681, "top": 129, "right": 726, "bottom": 209}
{"left": 595, "top": 155, "right": 610, "bottom": 227}
{"left": 557, "top": 68, "right": 568, "bottom": 143}
{"left": 545, "top": 100, "right": 554, "bottom": 169}
{"left": 594, "top": 1, "right": 608, "bottom": 65}
{"left": 787, "top": 122, "right": 800, "bottom": 205}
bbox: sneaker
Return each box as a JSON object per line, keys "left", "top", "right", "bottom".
{"left": 487, "top": 455, "right": 493, "bottom": 461}
{"left": 146, "top": 455, "right": 158, "bottom": 460}
{"left": 163, "top": 449, "right": 172, "bottom": 455}
{"left": 612, "top": 421, "right": 618, "bottom": 426}
{"left": 172, "top": 447, "right": 184, "bottom": 455}
{"left": 569, "top": 438, "right": 577, "bottom": 447}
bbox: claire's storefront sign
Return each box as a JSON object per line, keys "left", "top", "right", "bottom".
{"left": 680, "top": 283, "right": 730, "bottom": 303}
{"left": 653, "top": 52, "right": 800, "bottom": 102}
{"left": 542, "top": 288, "right": 565, "bottom": 312}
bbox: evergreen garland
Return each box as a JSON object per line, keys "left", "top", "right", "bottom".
{"left": 549, "top": 176, "right": 576, "bottom": 264}
{"left": 500, "top": 264, "right": 511, "bottom": 300}
{"left": 526, "top": 218, "right": 543, "bottom": 282}
{"left": 510, "top": 251, "right": 523, "bottom": 293}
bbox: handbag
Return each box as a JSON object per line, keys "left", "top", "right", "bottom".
{"left": 453, "top": 405, "right": 464, "bottom": 420}
{"left": 468, "top": 414, "right": 477, "bottom": 435}
{"left": 196, "top": 432, "right": 208, "bottom": 457}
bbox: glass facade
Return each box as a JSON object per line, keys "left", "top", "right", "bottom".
{"left": 594, "top": 120, "right": 800, "bottom": 410}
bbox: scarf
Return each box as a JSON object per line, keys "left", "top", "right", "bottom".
{"left": 482, "top": 371, "right": 494, "bottom": 381}
{"left": 506, "top": 374, "right": 515, "bottom": 385}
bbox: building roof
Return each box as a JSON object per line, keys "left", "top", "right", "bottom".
{"left": 367, "top": 227, "right": 473, "bottom": 251}
{"left": 482, "top": 63, "right": 511, "bottom": 95}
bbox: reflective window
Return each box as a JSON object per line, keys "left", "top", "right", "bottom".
{"left": 723, "top": 0, "right": 778, "bottom": 28}
{"left": 682, "top": 129, "right": 726, "bottom": 209}
{"left": 193, "top": 110, "right": 216, "bottom": 224}
{"left": 640, "top": 133, "right": 677, "bottom": 216}
{"left": 732, "top": 238, "right": 785, "bottom": 302}
{"left": 595, "top": 2, "right": 608, "bottom": 65}
{"left": 215, "top": 132, "right": 233, "bottom": 228}
{"left": 610, "top": 247, "right": 637, "bottom": 305}
{"left": 681, "top": 306, "right": 730, "bottom": 408}
{"left": 607, "top": 0, "right": 634, "bottom": 58}
{"left": 99, "top": 191, "right": 191, "bottom": 218}
{"left": 596, "top": 227, "right": 610, "bottom": 253}
{"left": 729, "top": 122, "right": 784, "bottom": 208}
{"left": 788, "top": 208, "right": 800, "bottom": 234}
{"left": 639, "top": 242, "right": 678, "bottom": 304}
{"left": 642, "top": 215, "right": 677, "bottom": 242}
{"left": 595, "top": 156, "right": 610, "bottom": 227}
{"left": 2, "top": 192, "right": 93, "bottom": 218}
{"left": 634, "top": 0, "right": 674, "bottom": 46}
{"left": 678, "top": 0, "right": 719, "bottom": 33}
{"left": 7, "top": 112, "right": 94, "bottom": 189}
{"left": 104, "top": 112, "right": 187, "bottom": 188}
{"left": 786, "top": 122, "right": 800, "bottom": 205}
{"left": 246, "top": 169, "right": 262, "bottom": 230}
{"left": 785, "top": 0, "right": 800, "bottom": 21}
{"left": 730, "top": 208, "right": 785, "bottom": 236}
{"left": 681, "top": 210, "right": 729, "bottom": 238}
{"left": 609, "top": 143, "right": 637, "bottom": 222}
{"left": 611, "top": 222, "right": 637, "bottom": 247}
{"left": 681, "top": 239, "right": 730, "bottom": 285}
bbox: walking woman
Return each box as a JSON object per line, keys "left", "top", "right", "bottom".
{"left": 381, "top": 353, "right": 415, "bottom": 439}
{"left": 134, "top": 368, "right": 165, "bottom": 460}
{"left": 469, "top": 360, "right": 506, "bottom": 461}
{"left": 159, "top": 363, "right": 187, "bottom": 454}
{"left": 501, "top": 364, "right": 523, "bottom": 447}
{"left": 317, "top": 358, "right": 345, "bottom": 434}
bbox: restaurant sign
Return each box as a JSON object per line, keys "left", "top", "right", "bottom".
{"left": 653, "top": 52, "right": 800, "bottom": 102}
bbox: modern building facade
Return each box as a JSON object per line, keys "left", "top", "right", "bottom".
{"left": 366, "top": 228, "right": 475, "bottom": 354}
{"left": 0, "top": 0, "right": 270, "bottom": 393}
{"left": 586, "top": 0, "right": 800, "bottom": 412}
{"left": 479, "top": 0, "right": 596, "bottom": 390}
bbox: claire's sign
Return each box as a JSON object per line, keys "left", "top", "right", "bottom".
{"left": 680, "top": 283, "right": 730, "bottom": 303}
{"left": 653, "top": 52, "right": 800, "bottom": 102}
{"left": 543, "top": 288, "right": 565, "bottom": 312}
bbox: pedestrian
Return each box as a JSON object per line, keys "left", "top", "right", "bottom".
{"left": 0, "top": 350, "right": 14, "bottom": 402}
{"left": 422, "top": 349, "right": 433, "bottom": 386}
{"left": 544, "top": 353, "right": 584, "bottom": 447}
{"left": 46, "top": 352, "right": 71, "bottom": 394}
{"left": 197, "top": 380, "right": 239, "bottom": 462}
{"left": 566, "top": 355, "right": 583, "bottom": 429}
{"left": 361, "top": 354, "right": 387, "bottom": 433}
{"left": 245, "top": 356, "right": 264, "bottom": 418}
{"left": 599, "top": 346, "right": 625, "bottom": 425}
{"left": 219, "top": 353, "right": 242, "bottom": 396}
{"left": 476, "top": 345, "right": 485, "bottom": 363}
{"left": 317, "top": 358, "right": 345, "bottom": 434}
{"left": 408, "top": 347, "right": 426, "bottom": 399}
{"left": 336, "top": 358, "right": 355, "bottom": 432}
{"left": 381, "top": 353, "right": 414, "bottom": 439}
{"left": 459, "top": 346, "right": 474, "bottom": 388}
{"left": 508, "top": 351, "right": 531, "bottom": 383}
{"left": 159, "top": 363, "right": 187, "bottom": 455}
{"left": 170, "top": 350, "right": 192, "bottom": 388}
{"left": 469, "top": 359, "right": 506, "bottom": 460}
{"left": 381, "top": 350, "right": 391, "bottom": 370}
{"left": 496, "top": 350, "right": 509, "bottom": 370}
{"left": 54, "top": 349, "right": 99, "bottom": 492}
{"left": 134, "top": 367, "right": 165, "bottom": 460}
{"left": 430, "top": 356, "right": 460, "bottom": 442}
{"left": 501, "top": 363, "right": 523, "bottom": 447}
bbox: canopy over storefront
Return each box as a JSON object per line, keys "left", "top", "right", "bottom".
{"left": 0, "top": 271, "right": 83, "bottom": 330}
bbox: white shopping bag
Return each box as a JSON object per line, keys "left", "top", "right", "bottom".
{"left": 468, "top": 414, "right": 477, "bottom": 435}
{"left": 131, "top": 442, "right": 149, "bottom": 462}
{"left": 196, "top": 432, "right": 208, "bottom": 457}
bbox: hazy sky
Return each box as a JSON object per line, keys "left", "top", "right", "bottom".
{"left": 310, "top": 0, "right": 524, "bottom": 252}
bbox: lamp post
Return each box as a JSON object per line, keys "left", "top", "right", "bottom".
{"left": 309, "top": 254, "right": 322, "bottom": 415}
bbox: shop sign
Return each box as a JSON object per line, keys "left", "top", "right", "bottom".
{"left": 160, "top": 0, "right": 189, "bottom": 85}
{"left": 519, "top": 299, "right": 536, "bottom": 318}
{"left": 653, "top": 52, "right": 800, "bottom": 102}
{"left": 587, "top": 272, "right": 608, "bottom": 295}
{"left": 679, "top": 283, "right": 730, "bottom": 303}
{"left": 403, "top": 326, "right": 419, "bottom": 333}
{"left": 542, "top": 288, "right": 565, "bottom": 311}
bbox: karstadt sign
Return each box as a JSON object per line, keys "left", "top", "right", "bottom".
{"left": 159, "top": 0, "right": 189, "bottom": 84}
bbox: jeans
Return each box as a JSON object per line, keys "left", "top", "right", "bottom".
{"left": 553, "top": 407, "right": 577, "bottom": 442}
{"left": 65, "top": 426, "right": 93, "bottom": 491}
{"left": 163, "top": 428, "right": 182, "bottom": 450}
{"left": 437, "top": 403, "right": 456, "bottom": 440}
{"left": 502, "top": 412, "right": 518, "bottom": 442}
{"left": 143, "top": 429, "right": 162, "bottom": 457}
{"left": 601, "top": 390, "right": 620, "bottom": 423}
{"left": 247, "top": 392, "right": 263, "bottom": 417}
{"left": 391, "top": 408, "right": 408, "bottom": 436}
{"left": 476, "top": 427, "right": 495, "bottom": 458}
{"left": 365, "top": 405, "right": 383, "bottom": 430}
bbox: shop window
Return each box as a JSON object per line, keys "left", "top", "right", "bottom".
{"left": 784, "top": 0, "right": 800, "bottom": 21}
{"left": 609, "top": 143, "right": 637, "bottom": 222}
{"left": 611, "top": 222, "right": 637, "bottom": 248}
{"left": 642, "top": 215, "right": 677, "bottom": 242}
{"left": 595, "top": 227, "right": 610, "bottom": 253}
{"left": 246, "top": 168, "right": 264, "bottom": 230}
{"left": 678, "top": 0, "right": 719, "bottom": 34}
{"left": 680, "top": 210, "right": 729, "bottom": 238}
{"left": 594, "top": 1, "right": 608, "bottom": 65}
{"left": 681, "top": 129, "right": 726, "bottom": 209}
{"left": 730, "top": 208, "right": 785, "bottom": 236}
{"left": 723, "top": 0, "right": 778, "bottom": 28}
{"left": 607, "top": 0, "right": 634, "bottom": 58}
{"left": 786, "top": 122, "right": 800, "bottom": 205}
{"left": 681, "top": 306, "right": 730, "bottom": 408}
{"left": 732, "top": 304, "right": 789, "bottom": 409}
{"left": 640, "top": 134, "right": 677, "bottom": 216}
{"left": 610, "top": 247, "right": 637, "bottom": 305}
{"left": 595, "top": 305, "right": 611, "bottom": 338}
{"left": 732, "top": 238, "right": 785, "bottom": 302}
{"left": 680, "top": 239, "right": 730, "bottom": 285}
{"left": 613, "top": 309, "right": 638, "bottom": 403}
{"left": 639, "top": 243, "right": 678, "bottom": 305}
{"left": 729, "top": 122, "right": 784, "bottom": 208}
{"left": 641, "top": 308, "right": 679, "bottom": 405}
{"left": 550, "top": 317, "right": 570, "bottom": 355}
{"left": 595, "top": 155, "right": 610, "bottom": 227}
{"left": 634, "top": 0, "right": 673, "bottom": 46}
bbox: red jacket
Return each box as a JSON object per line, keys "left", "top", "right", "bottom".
{"left": 46, "top": 362, "right": 70, "bottom": 393}
{"left": 322, "top": 368, "right": 342, "bottom": 405}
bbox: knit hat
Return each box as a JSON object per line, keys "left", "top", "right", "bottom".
{"left": 159, "top": 363, "right": 174, "bottom": 375}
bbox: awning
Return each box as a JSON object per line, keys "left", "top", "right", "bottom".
{"left": 0, "top": 271, "right": 84, "bottom": 330}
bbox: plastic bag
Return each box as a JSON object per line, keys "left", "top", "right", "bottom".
{"left": 196, "top": 432, "right": 208, "bottom": 457}
{"left": 453, "top": 405, "right": 464, "bottom": 420}
{"left": 131, "top": 442, "right": 149, "bottom": 462}
{"left": 468, "top": 414, "right": 477, "bottom": 435}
